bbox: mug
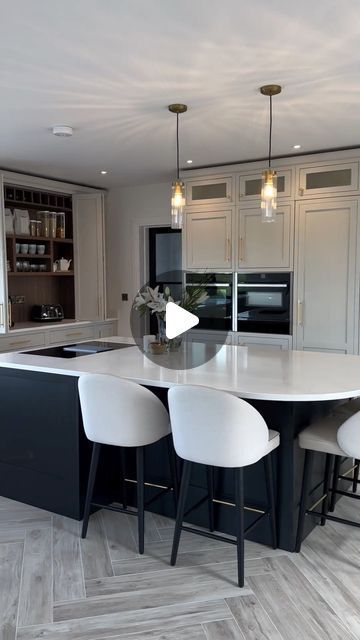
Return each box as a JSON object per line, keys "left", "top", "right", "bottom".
{"left": 37, "top": 245, "right": 45, "bottom": 255}
{"left": 20, "top": 243, "right": 28, "bottom": 254}
{"left": 28, "top": 244, "right": 36, "bottom": 255}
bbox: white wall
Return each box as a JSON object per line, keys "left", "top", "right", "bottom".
{"left": 106, "top": 181, "right": 172, "bottom": 336}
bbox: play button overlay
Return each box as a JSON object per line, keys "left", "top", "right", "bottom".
{"left": 165, "top": 302, "right": 199, "bottom": 339}
{"left": 130, "top": 269, "right": 228, "bottom": 370}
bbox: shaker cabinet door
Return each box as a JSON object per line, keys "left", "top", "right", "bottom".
{"left": 185, "top": 208, "right": 233, "bottom": 270}
{"left": 73, "top": 192, "right": 105, "bottom": 321}
{"left": 0, "top": 176, "right": 8, "bottom": 333}
{"left": 294, "top": 198, "right": 358, "bottom": 353}
{"left": 237, "top": 204, "right": 293, "bottom": 270}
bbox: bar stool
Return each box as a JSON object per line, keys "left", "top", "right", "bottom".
{"left": 329, "top": 400, "right": 360, "bottom": 510}
{"left": 296, "top": 409, "right": 360, "bottom": 552}
{"left": 167, "top": 385, "right": 280, "bottom": 588}
{"left": 78, "top": 373, "right": 176, "bottom": 554}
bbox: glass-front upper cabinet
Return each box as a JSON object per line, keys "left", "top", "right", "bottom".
{"left": 297, "top": 162, "right": 359, "bottom": 198}
{"left": 185, "top": 176, "right": 233, "bottom": 206}
{"left": 238, "top": 168, "right": 293, "bottom": 205}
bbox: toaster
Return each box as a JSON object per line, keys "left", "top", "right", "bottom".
{"left": 31, "top": 304, "right": 64, "bottom": 322}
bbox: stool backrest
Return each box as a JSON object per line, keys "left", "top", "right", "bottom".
{"left": 168, "top": 385, "right": 270, "bottom": 468}
{"left": 78, "top": 374, "right": 170, "bottom": 447}
{"left": 337, "top": 410, "right": 360, "bottom": 459}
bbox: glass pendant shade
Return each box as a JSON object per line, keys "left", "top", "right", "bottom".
{"left": 171, "top": 179, "right": 185, "bottom": 229}
{"left": 261, "top": 169, "right": 277, "bottom": 222}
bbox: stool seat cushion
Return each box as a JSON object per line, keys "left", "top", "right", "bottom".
{"left": 298, "top": 415, "right": 347, "bottom": 456}
{"left": 337, "top": 412, "right": 360, "bottom": 459}
{"left": 268, "top": 430, "right": 280, "bottom": 454}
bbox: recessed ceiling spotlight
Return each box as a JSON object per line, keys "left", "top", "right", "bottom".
{"left": 100, "top": 170, "right": 108, "bottom": 175}
{"left": 52, "top": 125, "right": 73, "bottom": 137}
{"left": 186, "top": 159, "right": 193, "bottom": 164}
{"left": 293, "top": 144, "right": 301, "bottom": 149}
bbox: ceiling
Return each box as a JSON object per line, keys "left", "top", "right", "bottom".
{"left": 1, "top": 0, "right": 360, "bottom": 188}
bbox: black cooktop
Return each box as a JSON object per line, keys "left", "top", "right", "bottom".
{"left": 25, "top": 341, "right": 132, "bottom": 359}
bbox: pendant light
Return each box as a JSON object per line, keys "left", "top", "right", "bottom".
{"left": 260, "top": 85, "right": 282, "bottom": 222}
{"left": 168, "top": 103, "right": 187, "bottom": 229}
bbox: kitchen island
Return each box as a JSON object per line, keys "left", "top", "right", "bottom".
{"left": 0, "top": 338, "right": 359, "bottom": 551}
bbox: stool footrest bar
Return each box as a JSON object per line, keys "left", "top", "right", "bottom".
{"left": 306, "top": 509, "right": 360, "bottom": 528}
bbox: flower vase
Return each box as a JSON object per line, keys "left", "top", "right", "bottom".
{"left": 156, "top": 314, "right": 166, "bottom": 344}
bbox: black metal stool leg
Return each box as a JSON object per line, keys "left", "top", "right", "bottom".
{"left": 136, "top": 446, "right": 145, "bottom": 554}
{"left": 353, "top": 459, "right": 359, "bottom": 493}
{"left": 295, "top": 450, "right": 314, "bottom": 552}
{"left": 264, "top": 454, "right": 277, "bottom": 549}
{"left": 321, "top": 453, "right": 334, "bottom": 526}
{"left": 81, "top": 443, "right": 101, "bottom": 539}
{"left": 329, "top": 456, "right": 341, "bottom": 512}
{"left": 167, "top": 435, "right": 179, "bottom": 508}
{"left": 206, "top": 466, "right": 215, "bottom": 532}
{"left": 235, "top": 468, "right": 245, "bottom": 588}
{"left": 171, "top": 460, "right": 192, "bottom": 566}
{"left": 119, "top": 447, "right": 128, "bottom": 509}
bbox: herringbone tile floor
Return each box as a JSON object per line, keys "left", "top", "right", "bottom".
{"left": 0, "top": 494, "right": 359, "bottom": 640}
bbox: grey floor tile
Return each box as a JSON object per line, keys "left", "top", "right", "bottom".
{"left": 80, "top": 513, "right": 113, "bottom": 580}
{"left": 227, "top": 594, "right": 283, "bottom": 639}
{"left": 53, "top": 515, "right": 85, "bottom": 603}
{"left": 18, "top": 528, "right": 52, "bottom": 627}
{"left": 17, "top": 599, "right": 231, "bottom": 640}
{"left": 203, "top": 618, "right": 245, "bottom": 639}
{"left": 0, "top": 542, "right": 23, "bottom": 640}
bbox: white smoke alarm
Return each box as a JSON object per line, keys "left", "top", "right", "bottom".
{"left": 52, "top": 125, "right": 73, "bottom": 137}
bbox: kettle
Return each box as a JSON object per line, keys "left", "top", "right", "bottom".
{"left": 55, "top": 257, "right": 72, "bottom": 272}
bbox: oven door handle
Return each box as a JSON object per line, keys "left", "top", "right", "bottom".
{"left": 186, "top": 283, "right": 231, "bottom": 288}
{"left": 237, "top": 283, "right": 288, "bottom": 288}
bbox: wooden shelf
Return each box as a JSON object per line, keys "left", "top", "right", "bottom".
{"left": 16, "top": 254, "right": 51, "bottom": 259}
{"left": 5, "top": 201, "right": 72, "bottom": 213}
{"left": 8, "top": 271, "right": 74, "bottom": 277}
{"left": 7, "top": 234, "right": 73, "bottom": 243}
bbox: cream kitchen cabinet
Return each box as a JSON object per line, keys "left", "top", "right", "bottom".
{"left": 294, "top": 198, "right": 358, "bottom": 353}
{"left": 185, "top": 208, "right": 233, "bottom": 270}
{"left": 297, "top": 162, "right": 359, "bottom": 199}
{"left": 185, "top": 176, "right": 233, "bottom": 206}
{"left": 237, "top": 203, "right": 293, "bottom": 271}
{"left": 238, "top": 168, "right": 293, "bottom": 203}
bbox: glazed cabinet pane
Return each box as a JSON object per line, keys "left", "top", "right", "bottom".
{"left": 186, "top": 177, "right": 233, "bottom": 205}
{"left": 237, "top": 204, "right": 293, "bottom": 270}
{"left": 298, "top": 162, "right": 358, "bottom": 197}
{"left": 239, "top": 169, "right": 292, "bottom": 202}
{"left": 185, "top": 209, "right": 233, "bottom": 269}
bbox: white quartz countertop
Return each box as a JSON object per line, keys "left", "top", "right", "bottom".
{"left": 1, "top": 337, "right": 360, "bottom": 402}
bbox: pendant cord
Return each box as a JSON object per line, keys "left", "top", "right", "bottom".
{"left": 268, "top": 94, "right": 272, "bottom": 168}
{"left": 176, "top": 113, "right": 180, "bottom": 180}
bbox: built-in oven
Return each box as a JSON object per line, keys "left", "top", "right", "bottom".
{"left": 236, "top": 273, "right": 291, "bottom": 334}
{"left": 185, "top": 272, "right": 233, "bottom": 331}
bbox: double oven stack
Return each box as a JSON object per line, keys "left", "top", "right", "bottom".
{"left": 185, "top": 272, "right": 291, "bottom": 336}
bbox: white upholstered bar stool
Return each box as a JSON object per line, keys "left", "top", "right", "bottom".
{"left": 296, "top": 409, "right": 360, "bottom": 552}
{"left": 329, "top": 400, "right": 360, "bottom": 509}
{"left": 78, "top": 374, "right": 173, "bottom": 554}
{"left": 168, "top": 385, "right": 280, "bottom": 587}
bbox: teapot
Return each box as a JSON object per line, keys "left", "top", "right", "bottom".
{"left": 55, "top": 257, "right": 72, "bottom": 272}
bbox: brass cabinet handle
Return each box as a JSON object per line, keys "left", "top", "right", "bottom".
{"left": 65, "top": 332, "right": 84, "bottom": 338}
{"left": 226, "top": 238, "right": 231, "bottom": 262}
{"left": 9, "top": 339, "right": 31, "bottom": 347}
{"left": 297, "top": 300, "right": 304, "bottom": 326}
{"left": 299, "top": 187, "right": 304, "bottom": 196}
{"left": 0, "top": 303, "right": 4, "bottom": 327}
{"left": 238, "top": 237, "right": 243, "bottom": 263}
